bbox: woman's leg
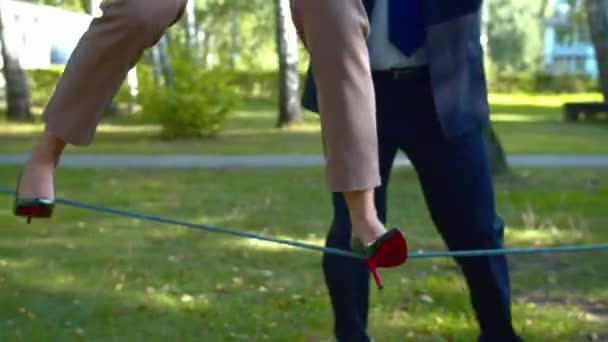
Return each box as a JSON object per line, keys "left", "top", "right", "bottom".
{"left": 17, "top": 0, "right": 187, "bottom": 201}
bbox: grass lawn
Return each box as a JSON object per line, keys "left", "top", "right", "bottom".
{"left": 0, "top": 166, "right": 607, "bottom": 341}
{"left": 0, "top": 93, "right": 607, "bottom": 155}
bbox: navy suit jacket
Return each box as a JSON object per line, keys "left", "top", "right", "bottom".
{"left": 302, "top": 0, "right": 490, "bottom": 139}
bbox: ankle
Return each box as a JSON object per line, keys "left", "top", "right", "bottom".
{"left": 30, "top": 132, "right": 65, "bottom": 167}
{"left": 352, "top": 217, "right": 386, "bottom": 246}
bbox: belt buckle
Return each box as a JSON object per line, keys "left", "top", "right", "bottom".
{"left": 391, "top": 68, "right": 411, "bottom": 80}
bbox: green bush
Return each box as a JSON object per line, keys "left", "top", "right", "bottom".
{"left": 487, "top": 70, "right": 598, "bottom": 93}
{"left": 24, "top": 65, "right": 304, "bottom": 111}
{"left": 25, "top": 67, "right": 64, "bottom": 107}
{"left": 25, "top": 66, "right": 134, "bottom": 112}
{"left": 138, "top": 61, "right": 240, "bottom": 140}
{"left": 487, "top": 71, "right": 536, "bottom": 93}
{"left": 533, "top": 73, "right": 597, "bottom": 93}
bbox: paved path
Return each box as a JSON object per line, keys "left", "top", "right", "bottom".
{"left": 1, "top": 153, "right": 608, "bottom": 168}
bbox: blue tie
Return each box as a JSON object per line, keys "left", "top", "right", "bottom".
{"left": 388, "top": 0, "right": 426, "bottom": 56}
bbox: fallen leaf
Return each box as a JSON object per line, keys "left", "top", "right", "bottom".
{"left": 291, "top": 294, "right": 305, "bottom": 304}
{"left": 274, "top": 299, "right": 289, "bottom": 310}
{"left": 420, "top": 294, "right": 434, "bottom": 303}
{"left": 232, "top": 277, "right": 244, "bottom": 286}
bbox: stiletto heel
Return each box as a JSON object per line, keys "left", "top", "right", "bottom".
{"left": 363, "top": 228, "right": 408, "bottom": 289}
{"left": 13, "top": 172, "right": 55, "bottom": 223}
{"left": 366, "top": 259, "right": 384, "bottom": 289}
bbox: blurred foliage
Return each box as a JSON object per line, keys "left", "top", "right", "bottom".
{"left": 27, "top": 0, "right": 309, "bottom": 71}
{"left": 486, "top": 0, "right": 544, "bottom": 72}
{"left": 163, "top": 0, "right": 309, "bottom": 71}
{"left": 18, "top": 0, "right": 601, "bottom": 127}
{"left": 486, "top": 70, "right": 598, "bottom": 93}
{"left": 24, "top": 67, "right": 63, "bottom": 107}
{"left": 137, "top": 58, "right": 240, "bottom": 140}
{"left": 27, "top": 0, "right": 88, "bottom": 12}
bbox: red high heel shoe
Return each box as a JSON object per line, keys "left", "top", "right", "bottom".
{"left": 364, "top": 228, "right": 408, "bottom": 289}
{"left": 13, "top": 173, "right": 55, "bottom": 224}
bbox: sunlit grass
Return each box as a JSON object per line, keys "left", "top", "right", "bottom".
{"left": 1, "top": 93, "right": 607, "bottom": 154}
{"left": 488, "top": 93, "right": 603, "bottom": 107}
{"left": 237, "top": 235, "right": 326, "bottom": 252}
{"left": 490, "top": 113, "right": 553, "bottom": 122}
{"left": 0, "top": 167, "right": 607, "bottom": 340}
{"left": 0, "top": 122, "right": 160, "bottom": 134}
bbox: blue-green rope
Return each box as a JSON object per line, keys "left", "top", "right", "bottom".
{"left": 2, "top": 187, "right": 608, "bottom": 260}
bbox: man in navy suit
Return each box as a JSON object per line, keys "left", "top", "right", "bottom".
{"left": 302, "top": 1, "right": 524, "bottom": 341}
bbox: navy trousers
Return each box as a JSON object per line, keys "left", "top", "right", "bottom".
{"left": 322, "top": 68, "right": 522, "bottom": 342}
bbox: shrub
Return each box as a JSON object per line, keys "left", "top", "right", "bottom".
{"left": 487, "top": 71, "right": 535, "bottom": 93}
{"left": 486, "top": 70, "right": 598, "bottom": 93}
{"left": 25, "top": 67, "right": 64, "bottom": 107}
{"left": 25, "top": 66, "right": 134, "bottom": 113}
{"left": 533, "top": 72, "right": 597, "bottom": 93}
{"left": 138, "top": 60, "right": 240, "bottom": 140}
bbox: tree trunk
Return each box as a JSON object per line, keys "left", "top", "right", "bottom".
{"left": 89, "top": 0, "right": 102, "bottom": 16}
{"left": 201, "top": 23, "right": 217, "bottom": 68}
{"left": 484, "top": 126, "right": 510, "bottom": 175}
{"left": 230, "top": 5, "right": 240, "bottom": 68}
{"left": 158, "top": 35, "right": 174, "bottom": 89}
{"left": 586, "top": 0, "right": 608, "bottom": 101}
{"left": 183, "top": 0, "right": 198, "bottom": 60}
{"left": 274, "top": 0, "right": 301, "bottom": 127}
{"left": 151, "top": 46, "right": 163, "bottom": 88}
{"left": 126, "top": 68, "right": 138, "bottom": 113}
{"left": 0, "top": 7, "right": 32, "bottom": 121}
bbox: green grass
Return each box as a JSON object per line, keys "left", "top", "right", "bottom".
{"left": 0, "top": 167, "right": 607, "bottom": 341}
{"left": 489, "top": 93, "right": 608, "bottom": 153}
{"left": 0, "top": 93, "right": 607, "bottom": 155}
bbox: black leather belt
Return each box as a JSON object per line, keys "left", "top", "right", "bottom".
{"left": 372, "top": 65, "right": 428, "bottom": 80}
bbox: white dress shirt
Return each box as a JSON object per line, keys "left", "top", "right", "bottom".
{"left": 367, "top": 0, "right": 427, "bottom": 71}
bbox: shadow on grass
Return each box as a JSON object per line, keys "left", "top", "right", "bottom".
{"left": 1, "top": 167, "right": 607, "bottom": 340}
{"left": 0, "top": 228, "right": 604, "bottom": 341}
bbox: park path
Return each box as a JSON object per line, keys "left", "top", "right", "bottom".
{"left": 1, "top": 153, "right": 608, "bottom": 168}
